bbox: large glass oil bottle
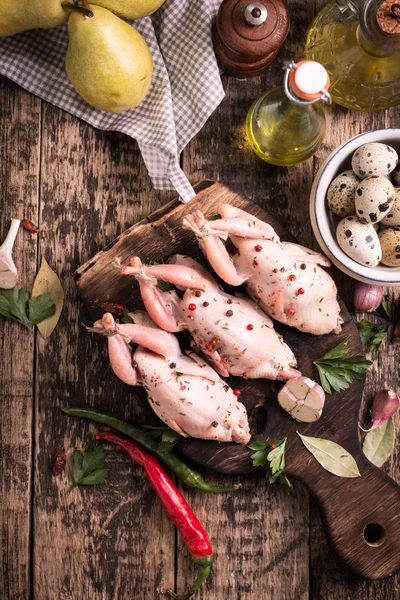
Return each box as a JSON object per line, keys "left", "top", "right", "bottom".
{"left": 305, "top": 0, "right": 400, "bottom": 111}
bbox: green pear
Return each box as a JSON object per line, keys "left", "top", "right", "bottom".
{"left": 0, "top": 0, "right": 68, "bottom": 37}
{"left": 65, "top": 5, "right": 153, "bottom": 114}
{"left": 90, "top": 0, "right": 166, "bottom": 20}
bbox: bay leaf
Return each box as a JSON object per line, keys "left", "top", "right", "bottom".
{"left": 32, "top": 257, "right": 64, "bottom": 339}
{"left": 297, "top": 432, "right": 361, "bottom": 478}
{"left": 362, "top": 417, "right": 395, "bottom": 468}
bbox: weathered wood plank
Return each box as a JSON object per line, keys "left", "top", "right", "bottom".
{"left": 33, "top": 103, "right": 176, "bottom": 599}
{"left": 310, "top": 104, "right": 400, "bottom": 598}
{"left": 178, "top": 1, "right": 316, "bottom": 597}
{"left": 0, "top": 77, "right": 41, "bottom": 599}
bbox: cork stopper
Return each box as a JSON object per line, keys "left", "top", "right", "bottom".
{"left": 376, "top": 0, "right": 400, "bottom": 34}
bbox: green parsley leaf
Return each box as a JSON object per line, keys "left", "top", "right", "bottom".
{"left": 157, "top": 280, "right": 176, "bottom": 292}
{"left": 248, "top": 438, "right": 292, "bottom": 493}
{"left": 70, "top": 446, "right": 108, "bottom": 490}
{"left": 358, "top": 319, "right": 391, "bottom": 353}
{"left": 28, "top": 293, "right": 56, "bottom": 325}
{"left": 0, "top": 286, "right": 55, "bottom": 329}
{"left": 120, "top": 309, "right": 134, "bottom": 324}
{"left": 208, "top": 214, "right": 222, "bottom": 221}
{"left": 357, "top": 299, "right": 392, "bottom": 353}
{"left": 144, "top": 425, "right": 181, "bottom": 454}
{"left": 313, "top": 337, "right": 372, "bottom": 394}
{"left": 374, "top": 297, "right": 390, "bottom": 321}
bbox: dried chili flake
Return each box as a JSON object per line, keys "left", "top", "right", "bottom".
{"left": 98, "top": 302, "right": 126, "bottom": 316}
{"left": 22, "top": 219, "right": 39, "bottom": 234}
{"left": 53, "top": 449, "right": 66, "bottom": 476}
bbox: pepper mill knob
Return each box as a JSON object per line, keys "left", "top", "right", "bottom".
{"left": 244, "top": 3, "right": 268, "bottom": 25}
{"left": 213, "top": 0, "right": 290, "bottom": 78}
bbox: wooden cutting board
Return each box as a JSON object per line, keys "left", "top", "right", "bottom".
{"left": 75, "top": 181, "right": 400, "bottom": 581}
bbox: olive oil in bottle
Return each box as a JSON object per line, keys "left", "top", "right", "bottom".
{"left": 305, "top": 0, "right": 400, "bottom": 112}
{"left": 246, "top": 60, "right": 331, "bottom": 166}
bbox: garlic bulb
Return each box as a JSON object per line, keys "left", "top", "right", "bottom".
{"left": 354, "top": 282, "right": 383, "bottom": 313}
{"left": 0, "top": 219, "right": 20, "bottom": 289}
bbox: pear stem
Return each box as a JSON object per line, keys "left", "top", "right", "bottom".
{"left": 61, "top": 2, "right": 94, "bottom": 17}
{"left": 82, "top": 0, "right": 92, "bottom": 11}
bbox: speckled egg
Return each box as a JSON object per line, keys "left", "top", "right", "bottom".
{"left": 327, "top": 170, "right": 359, "bottom": 216}
{"left": 355, "top": 175, "right": 395, "bottom": 224}
{"left": 336, "top": 216, "right": 382, "bottom": 267}
{"left": 352, "top": 143, "right": 398, "bottom": 179}
{"left": 378, "top": 227, "right": 400, "bottom": 267}
{"left": 382, "top": 187, "right": 400, "bottom": 227}
{"left": 392, "top": 164, "right": 400, "bottom": 186}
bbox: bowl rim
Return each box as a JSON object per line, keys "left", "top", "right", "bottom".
{"left": 310, "top": 128, "right": 400, "bottom": 286}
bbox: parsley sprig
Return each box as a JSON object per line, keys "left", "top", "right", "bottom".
{"left": 144, "top": 425, "right": 181, "bottom": 454}
{"left": 0, "top": 286, "right": 55, "bottom": 329}
{"left": 313, "top": 337, "right": 372, "bottom": 394}
{"left": 248, "top": 438, "right": 292, "bottom": 493}
{"left": 70, "top": 446, "right": 108, "bottom": 491}
{"left": 358, "top": 298, "right": 392, "bottom": 353}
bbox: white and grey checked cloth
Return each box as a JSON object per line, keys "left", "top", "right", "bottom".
{"left": 0, "top": 0, "right": 225, "bottom": 202}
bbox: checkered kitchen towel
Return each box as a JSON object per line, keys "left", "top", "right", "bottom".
{"left": 0, "top": 0, "right": 224, "bottom": 202}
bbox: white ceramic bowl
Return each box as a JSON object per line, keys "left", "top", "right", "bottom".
{"left": 310, "top": 129, "right": 400, "bottom": 287}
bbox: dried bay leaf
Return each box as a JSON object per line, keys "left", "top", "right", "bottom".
{"left": 297, "top": 432, "right": 361, "bottom": 478}
{"left": 32, "top": 257, "right": 64, "bottom": 339}
{"left": 363, "top": 417, "right": 395, "bottom": 468}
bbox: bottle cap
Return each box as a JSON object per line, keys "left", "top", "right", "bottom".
{"left": 288, "top": 60, "right": 330, "bottom": 101}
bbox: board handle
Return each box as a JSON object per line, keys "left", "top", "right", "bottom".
{"left": 302, "top": 452, "right": 400, "bottom": 579}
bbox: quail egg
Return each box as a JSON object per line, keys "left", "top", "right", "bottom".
{"left": 381, "top": 187, "right": 400, "bottom": 227}
{"left": 393, "top": 164, "right": 400, "bottom": 186}
{"left": 327, "top": 170, "right": 359, "bottom": 216}
{"left": 378, "top": 227, "right": 400, "bottom": 267}
{"left": 355, "top": 175, "right": 395, "bottom": 224}
{"left": 352, "top": 143, "right": 398, "bottom": 179}
{"left": 336, "top": 216, "right": 382, "bottom": 267}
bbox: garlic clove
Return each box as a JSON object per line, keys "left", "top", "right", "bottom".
{"left": 353, "top": 282, "right": 383, "bottom": 313}
{"left": 370, "top": 389, "right": 400, "bottom": 430}
{"left": 0, "top": 219, "right": 20, "bottom": 289}
{"left": 278, "top": 376, "right": 325, "bottom": 423}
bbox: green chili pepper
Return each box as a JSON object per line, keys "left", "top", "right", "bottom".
{"left": 62, "top": 407, "right": 239, "bottom": 493}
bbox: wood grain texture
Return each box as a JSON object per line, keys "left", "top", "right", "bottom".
{"left": 0, "top": 0, "right": 400, "bottom": 595}
{"left": 76, "top": 181, "right": 400, "bottom": 580}
{"left": 0, "top": 78, "right": 41, "bottom": 600}
{"left": 180, "top": 4, "right": 316, "bottom": 595}
{"left": 32, "top": 103, "right": 176, "bottom": 599}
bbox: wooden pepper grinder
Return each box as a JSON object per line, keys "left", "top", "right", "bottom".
{"left": 213, "top": 0, "right": 290, "bottom": 78}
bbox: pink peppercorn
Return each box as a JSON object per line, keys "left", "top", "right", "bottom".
{"left": 288, "top": 308, "right": 296, "bottom": 317}
{"left": 288, "top": 274, "right": 296, "bottom": 282}
{"left": 233, "top": 389, "right": 241, "bottom": 397}
{"left": 254, "top": 245, "right": 262, "bottom": 252}
{"left": 188, "top": 303, "right": 197, "bottom": 311}
{"left": 297, "top": 288, "right": 305, "bottom": 295}
{"left": 247, "top": 324, "right": 254, "bottom": 330}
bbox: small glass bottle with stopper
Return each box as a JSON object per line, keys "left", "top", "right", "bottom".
{"left": 246, "top": 60, "right": 331, "bottom": 166}
{"left": 305, "top": 0, "right": 400, "bottom": 111}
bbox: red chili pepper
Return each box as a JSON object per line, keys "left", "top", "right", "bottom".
{"left": 53, "top": 449, "right": 65, "bottom": 476}
{"left": 22, "top": 219, "right": 39, "bottom": 234}
{"left": 96, "top": 431, "right": 213, "bottom": 600}
{"left": 98, "top": 302, "right": 126, "bottom": 316}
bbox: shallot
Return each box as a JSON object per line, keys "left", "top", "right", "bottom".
{"left": 0, "top": 219, "right": 20, "bottom": 289}
{"left": 277, "top": 376, "right": 325, "bottom": 423}
{"left": 362, "top": 389, "right": 400, "bottom": 431}
{"left": 354, "top": 282, "right": 383, "bottom": 313}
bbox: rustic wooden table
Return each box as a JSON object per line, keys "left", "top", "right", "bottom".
{"left": 1, "top": 1, "right": 399, "bottom": 598}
